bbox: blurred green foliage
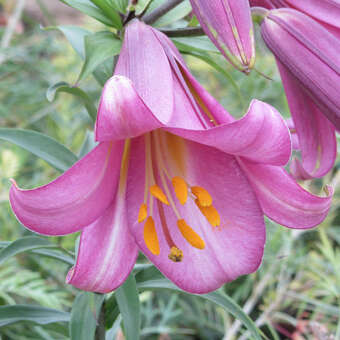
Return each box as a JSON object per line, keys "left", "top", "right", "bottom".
{"left": 0, "top": 2, "right": 340, "bottom": 340}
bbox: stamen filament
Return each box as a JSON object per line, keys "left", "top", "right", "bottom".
{"left": 153, "top": 132, "right": 181, "bottom": 219}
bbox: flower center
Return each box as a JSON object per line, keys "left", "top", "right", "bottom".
{"left": 138, "top": 130, "right": 221, "bottom": 262}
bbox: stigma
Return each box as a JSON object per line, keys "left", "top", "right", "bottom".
{"left": 139, "top": 131, "right": 221, "bottom": 262}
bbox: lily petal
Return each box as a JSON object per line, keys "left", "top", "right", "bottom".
{"left": 167, "top": 99, "right": 291, "bottom": 166}
{"left": 115, "top": 19, "right": 173, "bottom": 125}
{"left": 126, "top": 137, "right": 265, "bottom": 293}
{"left": 277, "top": 61, "right": 337, "bottom": 178}
{"left": 249, "top": 0, "right": 278, "bottom": 8}
{"left": 66, "top": 196, "right": 138, "bottom": 293}
{"left": 239, "top": 158, "right": 333, "bottom": 229}
{"left": 95, "top": 76, "right": 162, "bottom": 141}
{"left": 9, "top": 142, "right": 123, "bottom": 235}
{"left": 286, "top": 118, "right": 300, "bottom": 150}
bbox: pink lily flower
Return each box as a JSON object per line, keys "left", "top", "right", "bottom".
{"left": 9, "top": 20, "right": 332, "bottom": 294}
{"left": 261, "top": 8, "right": 338, "bottom": 178}
{"left": 189, "top": 0, "right": 255, "bottom": 73}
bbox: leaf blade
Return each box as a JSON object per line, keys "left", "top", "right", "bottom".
{"left": 0, "top": 305, "right": 70, "bottom": 327}
{"left": 116, "top": 274, "right": 141, "bottom": 340}
{"left": 0, "top": 128, "right": 78, "bottom": 172}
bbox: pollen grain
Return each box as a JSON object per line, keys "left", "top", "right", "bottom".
{"left": 150, "top": 185, "right": 169, "bottom": 205}
{"left": 177, "top": 219, "right": 205, "bottom": 250}
{"left": 191, "top": 186, "right": 212, "bottom": 207}
{"left": 144, "top": 216, "right": 160, "bottom": 255}
{"left": 172, "top": 176, "right": 188, "bottom": 205}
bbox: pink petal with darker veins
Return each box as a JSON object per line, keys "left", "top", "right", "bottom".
{"left": 277, "top": 61, "right": 337, "bottom": 178}
{"left": 67, "top": 194, "right": 138, "bottom": 293}
{"left": 9, "top": 142, "right": 124, "bottom": 235}
{"left": 239, "top": 158, "right": 333, "bottom": 229}
{"left": 126, "top": 137, "right": 265, "bottom": 294}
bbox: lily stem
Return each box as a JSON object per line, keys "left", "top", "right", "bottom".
{"left": 142, "top": 0, "right": 185, "bottom": 25}
{"left": 95, "top": 301, "right": 106, "bottom": 340}
{"left": 160, "top": 27, "right": 205, "bottom": 37}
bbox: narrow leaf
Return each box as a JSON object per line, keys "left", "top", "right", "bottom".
{"left": 0, "top": 241, "right": 74, "bottom": 265}
{"left": 59, "top": 0, "right": 117, "bottom": 27}
{"left": 0, "top": 236, "right": 54, "bottom": 266}
{"left": 70, "top": 292, "right": 105, "bottom": 340}
{"left": 48, "top": 25, "right": 91, "bottom": 59}
{"left": 115, "top": 274, "right": 140, "bottom": 340}
{"left": 46, "top": 81, "right": 97, "bottom": 121}
{"left": 89, "top": 0, "right": 122, "bottom": 28}
{"left": 137, "top": 278, "right": 262, "bottom": 340}
{"left": 173, "top": 36, "right": 219, "bottom": 54}
{"left": 111, "top": 0, "right": 129, "bottom": 13}
{"left": 0, "top": 305, "right": 70, "bottom": 327}
{"left": 78, "top": 31, "right": 121, "bottom": 82}
{"left": 154, "top": 1, "right": 192, "bottom": 27}
{"left": 78, "top": 130, "right": 97, "bottom": 158}
{"left": 0, "top": 128, "right": 77, "bottom": 171}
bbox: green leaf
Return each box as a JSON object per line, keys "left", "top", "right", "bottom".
{"left": 115, "top": 274, "right": 140, "bottom": 340}
{"left": 70, "top": 292, "right": 105, "bottom": 340}
{"left": 89, "top": 0, "right": 122, "bottom": 28}
{"left": 111, "top": 0, "right": 129, "bottom": 13}
{"left": 173, "top": 36, "right": 219, "bottom": 54}
{"left": 59, "top": 0, "right": 118, "bottom": 27}
{"left": 48, "top": 25, "right": 91, "bottom": 59}
{"left": 0, "top": 237, "right": 55, "bottom": 266}
{"left": 46, "top": 81, "right": 97, "bottom": 121}
{"left": 137, "top": 278, "right": 262, "bottom": 340}
{"left": 28, "top": 249, "right": 75, "bottom": 265}
{"left": 0, "top": 128, "right": 78, "bottom": 172}
{"left": 104, "top": 294, "right": 119, "bottom": 330}
{"left": 92, "top": 57, "right": 115, "bottom": 86}
{"left": 153, "top": 1, "right": 192, "bottom": 27}
{"left": 135, "top": 0, "right": 153, "bottom": 15}
{"left": 78, "top": 31, "right": 121, "bottom": 82}
{"left": 0, "top": 305, "right": 70, "bottom": 327}
{"left": 78, "top": 130, "right": 97, "bottom": 158}
{"left": 0, "top": 241, "right": 74, "bottom": 265}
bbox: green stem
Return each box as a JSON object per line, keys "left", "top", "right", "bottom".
{"left": 95, "top": 301, "right": 106, "bottom": 340}
{"left": 160, "top": 27, "right": 205, "bottom": 37}
{"left": 142, "top": 0, "right": 185, "bottom": 25}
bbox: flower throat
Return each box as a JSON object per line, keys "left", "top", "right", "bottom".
{"left": 138, "top": 130, "right": 221, "bottom": 262}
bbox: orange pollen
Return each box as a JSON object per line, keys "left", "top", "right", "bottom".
{"left": 177, "top": 219, "right": 205, "bottom": 250}
{"left": 138, "top": 203, "right": 148, "bottom": 223}
{"left": 195, "top": 199, "right": 221, "bottom": 227}
{"left": 172, "top": 176, "right": 188, "bottom": 205}
{"left": 150, "top": 185, "right": 169, "bottom": 205}
{"left": 191, "top": 186, "right": 212, "bottom": 207}
{"left": 143, "top": 216, "right": 160, "bottom": 255}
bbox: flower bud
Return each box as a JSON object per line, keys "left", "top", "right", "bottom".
{"left": 190, "top": 0, "right": 255, "bottom": 73}
{"left": 261, "top": 8, "right": 340, "bottom": 129}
